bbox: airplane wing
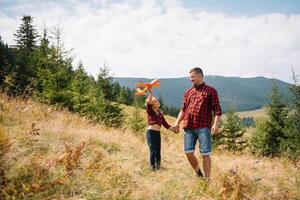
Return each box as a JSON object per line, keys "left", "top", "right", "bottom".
{"left": 135, "top": 87, "right": 147, "bottom": 95}
{"left": 135, "top": 83, "right": 149, "bottom": 87}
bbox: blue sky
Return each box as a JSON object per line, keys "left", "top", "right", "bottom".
{"left": 0, "top": 0, "right": 300, "bottom": 83}
{"left": 183, "top": 0, "right": 300, "bottom": 15}
{"left": 2, "top": 0, "right": 300, "bottom": 15}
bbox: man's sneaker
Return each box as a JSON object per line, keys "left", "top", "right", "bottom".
{"left": 196, "top": 169, "right": 203, "bottom": 177}
{"left": 203, "top": 176, "right": 211, "bottom": 182}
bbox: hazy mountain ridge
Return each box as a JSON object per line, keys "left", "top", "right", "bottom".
{"left": 114, "top": 76, "right": 291, "bottom": 112}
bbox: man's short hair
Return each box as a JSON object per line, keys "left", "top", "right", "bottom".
{"left": 189, "top": 67, "right": 203, "bottom": 76}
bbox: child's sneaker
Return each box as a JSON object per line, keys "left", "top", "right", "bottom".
{"left": 156, "top": 164, "right": 160, "bottom": 170}
{"left": 151, "top": 165, "right": 156, "bottom": 171}
{"left": 156, "top": 162, "right": 161, "bottom": 170}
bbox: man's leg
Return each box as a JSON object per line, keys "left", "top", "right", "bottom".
{"left": 184, "top": 129, "right": 202, "bottom": 175}
{"left": 198, "top": 128, "right": 212, "bottom": 178}
{"left": 186, "top": 152, "right": 200, "bottom": 172}
{"left": 202, "top": 155, "right": 211, "bottom": 177}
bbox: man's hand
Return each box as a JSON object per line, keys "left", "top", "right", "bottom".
{"left": 173, "top": 124, "right": 180, "bottom": 133}
{"left": 169, "top": 126, "right": 179, "bottom": 134}
{"left": 211, "top": 115, "right": 221, "bottom": 135}
{"left": 211, "top": 123, "right": 219, "bottom": 135}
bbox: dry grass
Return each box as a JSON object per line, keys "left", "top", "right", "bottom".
{"left": 236, "top": 108, "right": 267, "bottom": 119}
{"left": 0, "top": 94, "right": 299, "bottom": 200}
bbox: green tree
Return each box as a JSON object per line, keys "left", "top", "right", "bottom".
{"left": 118, "top": 87, "right": 134, "bottom": 105}
{"left": 96, "top": 65, "right": 114, "bottom": 101}
{"left": 158, "top": 94, "right": 166, "bottom": 113}
{"left": 112, "top": 82, "right": 121, "bottom": 101}
{"left": 281, "top": 71, "right": 300, "bottom": 159}
{"left": 34, "top": 25, "right": 73, "bottom": 107}
{"left": 101, "top": 102, "right": 124, "bottom": 128}
{"left": 133, "top": 94, "right": 146, "bottom": 108}
{"left": 220, "top": 107, "right": 247, "bottom": 152}
{"left": 128, "top": 104, "right": 146, "bottom": 133}
{"left": 70, "top": 61, "right": 93, "bottom": 113}
{"left": 13, "top": 15, "right": 40, "bottom": 96}
{"left": 250, "top": 118, "right": 269, "bottom": 155}
{"left": 0, "top": 37, "right": 17, "bottom": 93}
{"left": 250, "top": 84, "right": 287, "bottom": 156}
{"left": 14, "top": 15, "right": 39, "bottom": 52}
{"left": 242, "top": 117, "right": 255, "bottom": 128}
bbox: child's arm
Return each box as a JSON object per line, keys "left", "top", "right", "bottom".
{"left": 161, "top": 116, "right": 178, "bottom": 133}
{"left": 145, "top": 87, "right": 153, "bottom": 105}
{"left": 161, "top": 115, "right": 171, "bottom": 130}
{"left": 145, "top": 87, "right": 155, "bottom": 115}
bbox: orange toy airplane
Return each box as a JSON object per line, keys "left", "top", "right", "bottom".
{"left": 135, "top": 79, "right": 160, "bottom": 96}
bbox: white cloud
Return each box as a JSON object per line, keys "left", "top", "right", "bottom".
{"left": 0, "top": 0, "right": 299, "bottom": 83}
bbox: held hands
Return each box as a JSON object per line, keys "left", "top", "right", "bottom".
{"left": 169, "top": 124, "right": 180, "bottom": 134}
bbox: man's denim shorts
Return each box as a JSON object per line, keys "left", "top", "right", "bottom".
{"left": 183, "top": 128, "right": 212, "bottom": 155}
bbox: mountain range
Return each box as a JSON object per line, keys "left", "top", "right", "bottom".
{"left": 114, "top": 76, "right": 291, "bottom": 112}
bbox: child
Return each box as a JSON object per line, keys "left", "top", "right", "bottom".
{"left": 145, "top": 88, "right": 177, "bottom": 171}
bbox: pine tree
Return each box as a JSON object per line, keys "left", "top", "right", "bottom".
{"left": 158, "top": 94, "right": 167, "bottom": 113}
{"left": 118, "top": 86, "right": 134, "bottom": 105}
{"left": 128, "top": 104, "right": 146, "bottom": 133}
{"left": 96, "top": 65, "right": 114, "bottom": 101}
{"left": 70, "top": 61, "right": 93, "bottom": 112}
{"left": 34, "top": 25, "right": 73, "bottom": 107}
{"left": 39, "top": 28, "right": 50, "bottom": 56}
{"left": 220, "top": 107, "right": 247, "bottom": 152}
{"left": 0, "top": 36, "right": 17, "bottom": 93}
{"left": 251, "top": 84, "right": 287, "bottom": 156}
{"left": 281, "top": 70, "right": 300, "bottom": 159}
{"left": 13, "top": 15, "right": 40, "bottom": 96}
{"left": 134, "top": 94, "right": 146, "bottom": 108}
{"left": 14, "top": 15, "right": 39, "bottom": 52}
{"left": 112, "top": 82, "right": 121, "bottom": 101}
{"left": 93, "top": 65, "right": 125, "bottom": 127}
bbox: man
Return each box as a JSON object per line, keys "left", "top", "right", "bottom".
{"left": 174, "top": 67, "right": 222, "bottom": 180}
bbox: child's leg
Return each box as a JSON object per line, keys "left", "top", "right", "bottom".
{"left": 146, "top": 130, "right": 156, "bottom": 169}
{"left": 155, "top": 132, "right": 161, "bottom": 169}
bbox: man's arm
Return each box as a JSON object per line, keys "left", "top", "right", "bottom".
{"left": 211, "top": 88, "right": 222, "bottom": 135}
{"left": 211, "top": 115, "right": 221, "bottom": 135}
{"left": 174, "top": 110, "right": 185, "bottom": 132}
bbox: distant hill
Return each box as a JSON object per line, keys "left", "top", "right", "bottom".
{"left": 114, "top": 76, "right": 291, "bottom": 112}
{"left": 237, "top": 108, "right": 267, "bottom": 119}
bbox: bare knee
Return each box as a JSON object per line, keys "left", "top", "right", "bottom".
{"left": 186, "top": 152, "right": 196, "bottom": 159}
{"left": 202, "top": 155, "right": 211, "bottom": 160}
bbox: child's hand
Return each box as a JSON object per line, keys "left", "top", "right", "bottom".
{"left": 169, "top": 126, "right": 179, "bottom": 134}
{"left": 147, "top": 86, "right": 153, "bottom": 94}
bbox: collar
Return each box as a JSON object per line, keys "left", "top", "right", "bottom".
{"left": 194, "top": 82, "right": 205, "bottom": 90}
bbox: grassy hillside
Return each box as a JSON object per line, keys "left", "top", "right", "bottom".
{"left": 114, "top": 76, "right": 291, "bottom": 112}
{"left": 237, "top": 108, "right": 267, "bottom": 119}
{"left": 0, "top": 95, "right": 299, "bottom": 200}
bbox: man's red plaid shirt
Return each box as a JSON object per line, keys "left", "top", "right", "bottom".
{"left": 181, "top": 83, "right": 222, "bottom": 129}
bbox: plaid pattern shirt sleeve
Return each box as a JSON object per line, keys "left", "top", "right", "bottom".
{"left": 146, "top": 104, "right": 156, "bottom": 116}
{"left": 160, "top": 114, "right": 171, "bottom": 129}
{"left": 181, "top": 90, "right": 188, "bottom": 113}
{"left": 180, "top": 83, "right": 222, "bottom": 129}
{"left": 211, "top": 88, "right": 222, "bottom": 116}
